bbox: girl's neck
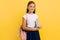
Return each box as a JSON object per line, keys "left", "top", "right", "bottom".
{"left": 28, "top": 12, "right": 33, "bottom": 14}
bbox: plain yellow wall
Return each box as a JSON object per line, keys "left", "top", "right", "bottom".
{"left": 0, "top": 0, "right": 60, "bottom": 40}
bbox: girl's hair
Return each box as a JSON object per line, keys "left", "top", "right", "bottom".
{"left": 26, "top": 1, "right": 36, "bottom": 14}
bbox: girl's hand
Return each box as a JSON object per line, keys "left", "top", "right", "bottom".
{"left": 39, "top": 26, "right": 42, "bottom": 29}
{"left": 33, "top": 26, "right": 42, "bottom": 31}
{"left": 33, "top": 28, "right": 39, "bottom": 31}
{"left": 37, "top": 26, "right": 42, "bottom": 29}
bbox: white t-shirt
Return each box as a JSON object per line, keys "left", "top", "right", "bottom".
{"left": 22, "top": 13, "right": 38, "bottom": 28}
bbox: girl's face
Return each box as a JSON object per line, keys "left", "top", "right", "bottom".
{"left": 28, "top": 3, "right": 35, "bottom": 13}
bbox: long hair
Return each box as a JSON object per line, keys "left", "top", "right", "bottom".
{"left": 26, "top": 1, "right": 36, "bottom": 14}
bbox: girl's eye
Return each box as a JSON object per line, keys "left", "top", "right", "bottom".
{"left": 30, "top": 6, "right": 32, "bottom": 7}
{"left": 30, "top": 6, "right": 35, "bottom": 8}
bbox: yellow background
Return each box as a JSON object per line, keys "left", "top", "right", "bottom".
{"left": 0, "top": 0, "right": 60, "bottom": 40}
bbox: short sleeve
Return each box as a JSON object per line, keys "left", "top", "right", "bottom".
{"left": 22, "top": 14, "right": 27, "bottom": 20}
{"left": 35, "top": 14, "right": 38, "bottom": 19}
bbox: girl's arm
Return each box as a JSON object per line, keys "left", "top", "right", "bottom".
{"left": 35, "top": 19, "right": 42, "bottom": 29}
{"left": 22, "top": 17, "right": 39, "bottom": 31}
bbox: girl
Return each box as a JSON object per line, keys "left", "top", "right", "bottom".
{"left": 22, "top": 1, "right": 41, "bottom": 40}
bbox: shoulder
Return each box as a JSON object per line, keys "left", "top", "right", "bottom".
{"left": 33, "top": 14, "right": 38, "bottom": 18}
{"left": 23, "top": 13, "right": 28, "bottom": 16}
{"left": 22, "top": 13, "right": 28, "bottom": 20}
{"left": 34, "top": 14, "right": 38, "bottom": 16}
